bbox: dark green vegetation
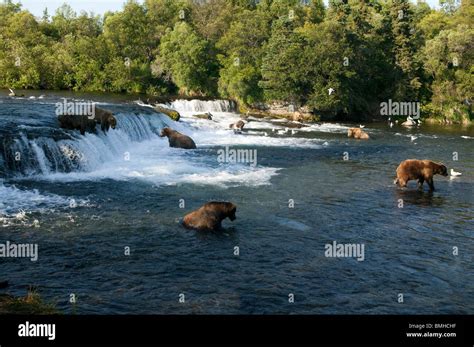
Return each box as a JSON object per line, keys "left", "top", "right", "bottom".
{"left": 0, "top": 0, "right": 472, "bottom": 122}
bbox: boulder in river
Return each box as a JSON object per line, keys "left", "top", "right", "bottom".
{"left": 154, "top": 105, "right": 180, "bottom": 121}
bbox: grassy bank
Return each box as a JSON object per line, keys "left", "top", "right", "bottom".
{"left": 0, "top": 289, "right": 59, "bottom": 315}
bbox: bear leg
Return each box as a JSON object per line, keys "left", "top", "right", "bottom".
{"left": 427, "top": 178, "right": 435, "bottom": 191}
{"left": 398, "top": 178, "right": 407, "bottom": 188}
{"left": 417, "top": 178, "right": 424, "bottom": 190}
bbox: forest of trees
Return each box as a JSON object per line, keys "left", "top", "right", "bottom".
{"left": 0, "top": 0, "right": 472, "bottom": 122}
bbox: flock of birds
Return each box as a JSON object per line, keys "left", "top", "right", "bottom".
{"left": 8, "top": 88, "right": 44, "bottom": 99}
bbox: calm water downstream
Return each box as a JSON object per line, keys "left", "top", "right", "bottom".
{"left": 0, "top": 93, "right": 473, "bottom": 314}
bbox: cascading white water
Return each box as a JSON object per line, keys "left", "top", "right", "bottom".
{"left": 166, "top": 99, "right": 237, "bottom": 113}
{"left": 1, "top": 113, "right": 167, "bottom": 177}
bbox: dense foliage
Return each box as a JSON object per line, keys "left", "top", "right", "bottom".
{"left": 0, "top": 0, "right": 472, "bottom": 121}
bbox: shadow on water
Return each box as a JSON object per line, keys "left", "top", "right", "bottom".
{"left": 394, "top": 188, "right": 445, "bottom": 207}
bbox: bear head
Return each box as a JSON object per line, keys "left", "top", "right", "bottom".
{"left": 436, "top": 163, "right": 448, "bottom": 176}
{"left": 204, "top": 201, "right": 237, "bottom": 221}
{"left": 226, "top": 203, "right": 237, "bottom": 221}
{"left": 160, "top": 127, "right": 171, "bottom": 137}
{"left": 108, "top": 115, "right": 117, "bottom": 129}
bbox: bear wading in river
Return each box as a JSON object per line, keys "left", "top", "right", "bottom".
{"left": 57, "top": 114, "right": 97, "bottom": 135}
{"left": 229, "top": 120, "right": 245, "bottom": 131}
{"left": 183, "top": 201, "right": 237, "bottom": 231}
{"left": 347, "top": 127, "right": 369, "bottom": 139}
{"left": 159, "top": 127, "right": 197, "bottom": 149}
{"left": 93, "top": 107, "right": 117, "bottom": 132}
{"left": 58, "top": 107, "right": 116, "bottom": 135}
{"left": 394, "top": 159, "right": 448, "bottom": 191}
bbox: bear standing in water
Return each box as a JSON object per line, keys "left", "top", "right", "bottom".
{"left": 57, "top": 114, "right": 97, "bottom": 135}
{"left": 58, "top": 106, "right": 116, "bottom": 135}
{"left": 93, "top": 107, "right": 117, "bottom": 132}
{"left": 394, "top": 159, "right": 448, "bottom": 191}
{"left": 229, "top": 120, "right": 245, "bottom": 131}
{"left": 183, "top": 202, "right": 237, "bottom": 231}
{"left": 347, "top": 127, "right": 370, "bottom": 139}
{"left": 160, "top": 127, "right": 197, "bottom": 149}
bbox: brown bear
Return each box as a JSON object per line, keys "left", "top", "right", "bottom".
{"left": 193, "top": 112, "right": 213, "bottom": 120}
{"left": 160, "top": 127, "right": 197, "bottom": 149}
{"left": 183, "top": 201, "right": 237, "bottom": 231}
{"left": 58, "top": 106, "right": 117, "bottom": 135}
{"left": 394, "top": 159, "right": 448, "bottom": 191}
{"left": 229, "top": 120, "right": 245, "bottom": 131}
{"left": 58, "top": 114, "right": 97, "bottom": 135}
{"left": 93, "top": 107, "right": 117, "bottom": 132}
{"left": 348, "top": 127, "right": 370, "bottom": 139}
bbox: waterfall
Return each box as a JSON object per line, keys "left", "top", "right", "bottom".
{"left": 0, "top": 112, "right": 167, "bottom": 178}
{"left": 166, "top": 99, "right": 237, "bottom": 113}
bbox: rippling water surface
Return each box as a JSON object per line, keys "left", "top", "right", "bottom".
{"left": 0, "top": 94, "right": 473, "bottom": 314}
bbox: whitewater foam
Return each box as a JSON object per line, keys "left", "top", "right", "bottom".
{"left": 1, "top": 99, "right": 337, "bottom": 188}
{"left": 0, "top": 180, "right": 89, "bottom": 226}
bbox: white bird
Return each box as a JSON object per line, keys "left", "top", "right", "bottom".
{"left": 450, "top": 169, "right": 462, "bottom": 177}
{"left": 38, "top": 95, "right": 45, "bottom": 99}
{"left": 8, "top": 88, "right": 15, "bottom": 97}
{"left": 390, "top": 122, "right": 394, "bottom": 128}
{"left": 410, "top": 136, "right": 417, "bottom": 142}
{"left": 277, "top": 129, "right": 286, "bottom": 135}
{"left": 359, "top": 125, "right": 365, "bottom": 128}
{"left": 291, "top": 129, "right": 296, "bottom": 135}
{"left": 328, "top": 88, "right": 335, "bottom": 95}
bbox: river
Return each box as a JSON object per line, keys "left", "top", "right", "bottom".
{"left": 0, "top": 93, "right": 473, "bottom": 314}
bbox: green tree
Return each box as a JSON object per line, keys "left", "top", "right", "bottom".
{"left": 386, "top": 0, "right": 422, "bottom": 100}
{"left": 157, "top": 22, "right": 216, "bottom": 95}
{"left": 217, "top": 9, "right": 270, "bottom": 104}
{"left": 423, "top": 24, "right": 473, "bottom": 122}
{"left": 259, "top": 18, "right": 311, "bottom": 105}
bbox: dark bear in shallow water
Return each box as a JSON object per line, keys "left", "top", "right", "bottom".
{"left": 183, "top": 201, "right": 237, "bottom": 231}
{"left": 394, "top": 159, "right": 448, "bottom": 191}
{"left": 93, "top": 107, "right": 117, "bottom": 132}
{"left": 58, "top": 107, "right": 116, "bottom": 135}
{"left": 159, "top": 127, "right": 197, "bottom": 149}
{"left": 58, "top": 114, "right": 97, "bottom": 135}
